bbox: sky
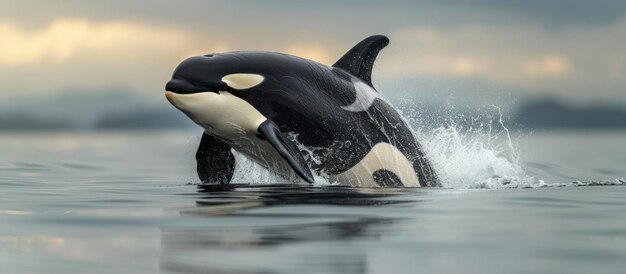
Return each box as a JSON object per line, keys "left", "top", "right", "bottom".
{"left": 1, "top": 0, "right": 625, "bottom": 111}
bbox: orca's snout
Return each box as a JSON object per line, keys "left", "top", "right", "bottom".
{"left": 165, "top": 79, "right": 194, "bottom": 94}
{"left": 165, "top": 78, "right": 227, "bottom": 94}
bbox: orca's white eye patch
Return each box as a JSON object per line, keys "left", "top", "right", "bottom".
{"left": 221, "top": 73, "right": 264, "bottom": 90}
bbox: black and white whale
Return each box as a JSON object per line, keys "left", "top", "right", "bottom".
{"left": 165, "top": 35, "right": 439, "bottom": 187}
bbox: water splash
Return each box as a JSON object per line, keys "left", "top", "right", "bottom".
{"left": 409, "top": 104, "right": 545, "bottom": 189}
{"left": 230, "top": 149, "right": 294, "bottom": 185}
{"left": 230, "top": 143, "right": 335, "bottom": 186}
{"left": 403, "top": 102, "right": 626, "bottom": 189}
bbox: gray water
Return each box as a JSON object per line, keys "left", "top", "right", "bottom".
{"left": 1, "top": 131, "right": 626, "bottom": 274}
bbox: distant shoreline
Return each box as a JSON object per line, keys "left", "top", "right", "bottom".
{"left": 1, "top": 92, "right": 625, "bottom": 131}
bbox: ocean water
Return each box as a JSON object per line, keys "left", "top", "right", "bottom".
{"left": 1, "top": 130, "right": 625, "bottom": 274}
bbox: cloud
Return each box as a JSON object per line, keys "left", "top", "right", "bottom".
{"left": 381, "top": 19, "right": 626, "bottom": 102}
{"left": 523, "top": 56, "right": 570, "bottom": 77}
{"left": 0, "top": 18, "right": 189, "bottom": 65}
{"left": 386, "top": 26, "right": 575, "bottom": 80}
{"left": 0, "top": 18, "right": 344, "bottom": 98}
{"left": 283, "top": 44, "right": 334, "bottom": 64}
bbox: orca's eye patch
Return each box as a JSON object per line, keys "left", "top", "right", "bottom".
{"left": 221, "top": 73, "right": 264, "bottom": 90}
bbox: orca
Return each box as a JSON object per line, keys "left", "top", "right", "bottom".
{"left": 165, "top": 35, "right": 440, "bottom": 187}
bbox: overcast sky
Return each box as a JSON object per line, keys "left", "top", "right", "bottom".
{"left": 1, "top": 0, "right": 625, "bottom": 108}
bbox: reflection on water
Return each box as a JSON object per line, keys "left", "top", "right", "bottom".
{"left": 161, "top": 218, "right": 391, "bottom": 274}
{"left": 162, "top": 185, "right": 412, "bottom": 274}
{"left": 0, "top": 235, "right": 65, "bottom": 252}
{"left": 192, "top": 184, "right": 415, "bottom": 213}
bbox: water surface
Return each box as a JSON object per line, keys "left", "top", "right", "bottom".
{"left": 1, "top": 131, "right": 625, "bottom": 274}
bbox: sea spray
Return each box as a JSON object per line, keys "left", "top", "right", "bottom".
{"left": 229, "top": 143, "right": 335, "bottom": 186}
{"left": 409, "top": 105, "right": 545, "bottom": 189}
{"left": 230, "top": 149, "right": 295, "bottom": 185}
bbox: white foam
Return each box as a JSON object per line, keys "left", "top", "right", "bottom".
{"left": 230, "top": 149, "right": 294, "bottom": 185}
{"left": 420, "top": 124, "right": 529, "bottom": 189}
{"left": 413, "top": 107, "right": 546, "bottom": 189}
{"left": 229, "top": 136, "right": 336, "bottom": 186}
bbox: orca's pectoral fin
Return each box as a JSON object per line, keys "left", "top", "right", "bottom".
{"left": 332, "top": 35, "right": 389, "bottom": 87}
{"left": 257, "top": 120, "right": 315, "bottom": 184}
{"left": 196, "top": 132, "right": 235, "bottom": 184}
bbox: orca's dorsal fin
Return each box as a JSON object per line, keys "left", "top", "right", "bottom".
{"left": 333, "top": 35, "right": 389, "bottom": 87}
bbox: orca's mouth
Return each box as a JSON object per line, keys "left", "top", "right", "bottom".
{"left": 165, "top": 79, "right": 226, "bottom": 94}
